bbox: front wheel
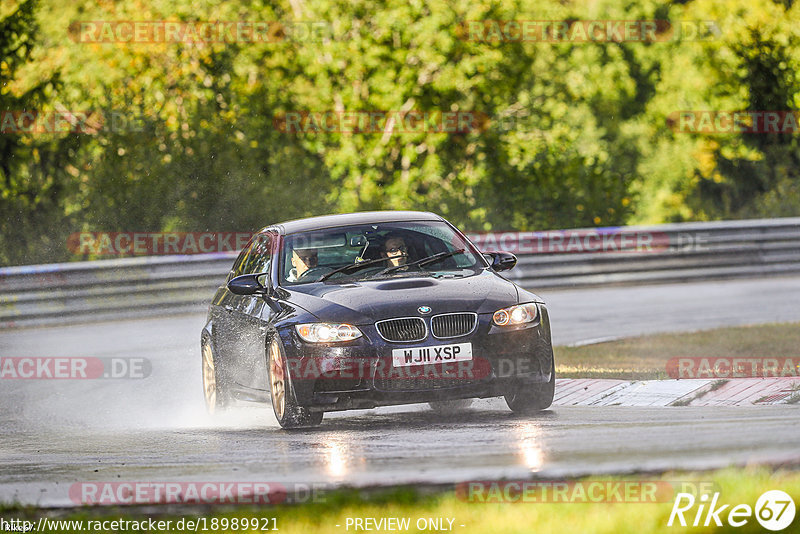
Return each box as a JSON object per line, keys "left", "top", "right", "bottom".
{"left": 202, "top": 339, "right": 232, "bottom": 415}
{"left": 268, "top": 337, "right": 323, "bottom": 429}
{"left": 504, "top": 354, "right": 555, "bottom": 413}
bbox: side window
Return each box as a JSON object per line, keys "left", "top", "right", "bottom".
{"left": 242, "top": 233, "right": 273, "bottom": 275}
{"left": 230, "top": 236, "right": 258, "bottom": 279}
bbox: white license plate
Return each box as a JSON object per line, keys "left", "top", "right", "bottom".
{"left": 391, "top": 343, "right": 472, "bottom": 367}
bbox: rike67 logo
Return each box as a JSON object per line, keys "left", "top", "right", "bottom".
{"left": 669, "top": 490, "right": 795, "bottom": 531}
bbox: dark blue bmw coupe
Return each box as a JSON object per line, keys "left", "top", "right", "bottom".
{"left": 201, "top": 211, "right": 555, "bottom": 428}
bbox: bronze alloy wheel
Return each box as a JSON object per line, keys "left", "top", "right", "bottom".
{"left": 202, "top": 343, "right": 216, "bottom": 413}
{"left": 267, "top": 337, "right": 323, "bottom": 428}
{"left": 202, "top": 339, "right": 232, "bottom": 414}
{"left": 268, "top": 337, "right": 286, "bottom": 421}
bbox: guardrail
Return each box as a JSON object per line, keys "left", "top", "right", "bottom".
{"left": 476, "top": 217, "right": 800, "bottom": 289}
{"left": 1, "top": 218, "right": 799, "bottom": 328}
{"left": 0, "top": 253, "right": 237, "bottom": 328}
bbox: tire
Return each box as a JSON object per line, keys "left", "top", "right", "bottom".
{"left": 428, "top": 399, "right": 473, "bottom": 413}
{"left": 201, "top": 339, "right": 232, "bottom": 415}
{"left": 504, "top": 354, "right": 555, "bottom": 413}
{"left": 268, "top": 337, "right": 323, "bottom": 429}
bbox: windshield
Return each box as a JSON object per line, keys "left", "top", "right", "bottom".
{"left": 280, "top": 221, "right": 484, "bottom": 285}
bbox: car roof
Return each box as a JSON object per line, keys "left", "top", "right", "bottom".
{"left": 261, "top": 211, "right": 444, "bottom": 235}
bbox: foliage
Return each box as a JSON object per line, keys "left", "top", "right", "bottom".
{"left": 1, "top": 0, "right": 799, "bottom": 265}
{"left": 0, "top": 0, "right": 80, "bottom": 265}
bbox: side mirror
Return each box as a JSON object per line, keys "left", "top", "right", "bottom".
{"left": 484, "top": 251, "right": 517, "bottom": 272}
{"left": 227, "top": 273, "right": 269, "bottom": 295}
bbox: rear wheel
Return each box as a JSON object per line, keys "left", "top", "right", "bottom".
{"left": 202, "top": 340, "right": 231, "bottom": 414}
{"left": 428, "top": 399, "right": 473, "bottom": 413}
{"left": 504, "top": 354, "right": 555, "bottom": 413}
{"left": 268, "top": 337, "right": 323, "bottom": 429}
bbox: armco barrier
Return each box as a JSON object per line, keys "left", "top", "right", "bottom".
{"left": 478, "top": 218, "right": 800, "bottom": 289}
{"left": 1, "top": 218, "right": 799, "bottom": 328}
{"left": 0, "top": 253, "right": 237, "bottom": 328}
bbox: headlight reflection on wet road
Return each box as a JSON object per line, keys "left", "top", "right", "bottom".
{"left": 515, "top": 421, "right": 545, "bottom": 471}
{"left": 323, "top": 437, "right": 350, "bottom": 478}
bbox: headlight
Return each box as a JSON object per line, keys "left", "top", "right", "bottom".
{"left": 493, "top": 303, "right": 538, "bottom": 326}
{"left": 295, "top": 323, "right": 362, "bottom": 343}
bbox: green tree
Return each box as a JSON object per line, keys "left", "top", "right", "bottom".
{"left": 0, "top": 0, "right": 81, "bottom": 265}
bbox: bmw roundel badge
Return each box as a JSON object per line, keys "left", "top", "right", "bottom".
{"left": 418, "top": 306, "right": 432, "bottom": 314}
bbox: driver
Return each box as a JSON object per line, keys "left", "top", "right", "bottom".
{"left": 382, "top": 234, "right": 409, "bottom": 268}
{"left": 287, "top": 247, "right": 318, "bottom": 281}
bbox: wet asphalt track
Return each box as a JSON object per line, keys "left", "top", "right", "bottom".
{"left": 1, "top": 276, "right": 800, "bottom": 506}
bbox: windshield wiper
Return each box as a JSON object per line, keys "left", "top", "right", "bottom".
{"left": 318, "top": 256, "right": 390, "bottom": 282}
{"left": 376, "top": 249, "right": 466, "bottom": 276}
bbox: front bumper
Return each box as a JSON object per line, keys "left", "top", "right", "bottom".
{"left": 279, "top": 305, "right": 555, "bottom": 412}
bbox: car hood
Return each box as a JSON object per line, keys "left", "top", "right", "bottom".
{"left": 281, "top": 270, "right": 526, "bottom": 324}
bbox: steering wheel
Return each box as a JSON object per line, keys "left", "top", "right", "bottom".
{"left": 297, "top": 266, "right": 334, "bottom": 281}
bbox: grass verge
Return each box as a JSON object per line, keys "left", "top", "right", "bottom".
{"left": 2, "top": 467, "right": 799, "bottom": 533}
{"left": 555, "top": 322, "right": 800, "bottom": 380}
